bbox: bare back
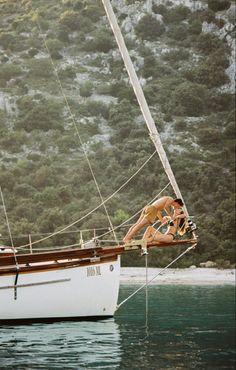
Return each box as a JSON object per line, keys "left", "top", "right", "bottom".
{"left": 152, "top": 196, "right": 174, "bottom": 211}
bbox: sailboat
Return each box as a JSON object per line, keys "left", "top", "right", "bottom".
{"left": 0, "top": 0, "right": 197, "bottom": 324}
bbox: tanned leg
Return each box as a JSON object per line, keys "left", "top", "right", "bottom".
{"left": 123, "top": 217, "right": 149, "bottom": 242}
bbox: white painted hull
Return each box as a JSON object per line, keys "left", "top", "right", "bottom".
{"left": 0, "top": 258, "right": 120, "bottom": 322}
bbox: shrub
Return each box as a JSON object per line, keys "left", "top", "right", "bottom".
{"left": 162, "top": 48, "right": 190, "bottom": 63}
{"left": 196, "top": 9, "right": 215, "bottom": 24}
{"left": 59, "top": 10, "right": 81, "bottom": 31}
{"left": 16, "top": 97, "right": 63, "bottom": 132}
{"left": 38, "top": 207, "right": 65, "bottom": 232}
{"left": 197, "top": 126, "right": 221, "bottom": 147}
{"left": 163, "top": 4, "right": 191, "bottom": 24}
{"left": 108, "top": 58, "right": 124, "bottom": 79}
{"left": 84, "top": 31, "right": 114, "bottom": 53}
{"left": 28, "top": 48, "right": 39, "bottom": 57}
{"left": 108, "top": 99, "right": 137, "bottom": 126}
{"left": 189, "top": 19, "right": 202, "bottom": 35}
{"left": 142, "top": 54, "right": 157, "bottom": 78}
{"left": 57, "top": 25, "right": 70, "bottom": 43}
{"left": 13, "top": 184, "right": 36, "bottom": 198}
{"left": 0, "top": 171, "right": 15, "bottom": 191}
{"left": 80, "top": 81, "right": 93, "bottom": 97}
{"left": 0, "top": 64, "right": 22, "bottom": 81}
{"left": 135, "top": 15, "right": 165, "bottom": 41}
{"left": 84, "top": 100, "right": 109, "bottom": 119}
{"left": 33, "top": 166, "right": 56, "bottom": 188}
{"left": 62, "top": 0, "right": 84, "bottom": 10}
{"left": 58, "top": 66, "right": 77, "bottom": 79}
{"left": 0, "top": 32, "right": 15, "bottom": 50}
{"left": 27, "top": 59, "right": 52, "bottom": 78}
{"left": 186, "top": 62, "right": 229, "bottom": 88}
{"left": 46, "top": 39, "right": 63, "bottom": 60}
{"left": 60, "top": 10, "right": 92, "bottom": 32}
{"left": 152, "top": 4, "right": 168, "bottom": 16}
{"left": 0, "top": 130, "right": 28, "bottom": 153}
{"left": 208, "top": 92, "right": 234, "bottom": 112}
{"left": 171, "top": 82, "right": 206, "bottom": 116}
{"left": 166, "top": 24, "right": 189, "bottom": 41}
{"left": 196, "top": 33, "right": 225, "bottom": 55}
{"left": 208, "top": 0, "right": 231, "bottom": 12}
{"left": 81, "top": 3, "right": 104, "bottom": 22}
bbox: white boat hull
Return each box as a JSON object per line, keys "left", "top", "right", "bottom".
{"left": 0, "top": 258, "right": 120, "bottom": 322}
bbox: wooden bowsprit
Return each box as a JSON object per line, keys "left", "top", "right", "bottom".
{"left": 123, "top": 239, "right": 198, "bottom": 256}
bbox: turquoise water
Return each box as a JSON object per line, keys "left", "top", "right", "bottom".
{"left": 0, "top": 285, "right": 235, "bottom": 369}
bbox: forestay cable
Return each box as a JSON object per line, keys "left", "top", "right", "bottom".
{"left": 102, "top": 0, "right": 190, "bottom": 219}
{"left": 116, "top": 244, "right": 196, "bottom": 310}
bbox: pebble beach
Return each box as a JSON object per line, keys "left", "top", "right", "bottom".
{"left": 120, "top": 267, "right": 236, "bottom": 285}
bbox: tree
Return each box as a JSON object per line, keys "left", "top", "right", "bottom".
{"left": 84, "top": 31, "right": 114, "bottom": 53}
{"left": 33, "top": 166, "right": 56, "bottom": 189}
{"left": 196, "top": 33, "right": 226, "bottom": 55}
{"left": 208, "top": 0, "right": 231, "bottom": 12}
{"left": 16, "top": 98, "right": 63, "bottom": 132}
{"left": 171, "top": 82, "right": 206, "bottom": 116}
{"left": 0, "top": 64, "right": 22, "bottom": 82}
{"left": 59, "top": 10, "right": 81, "bottom": 31}
{"left": 46, "top": 39, "right": 63, "bottom": 59}
{"left": 59, "top": 10, "right": 92, "bottom": 32}
{"left": 167, "top": 5, "right": 190, "bottom": 23}
{"left": 187, "top": 63, "right": 229, "bottom": 88}
{"left": 80, "top": 81, "right": 93, "bottom": 97}
{"left": 135, "top": 15, "right": 165, "bottom": 41}
{"left": 27, "top": 59, "right": 52, "bottom": 78}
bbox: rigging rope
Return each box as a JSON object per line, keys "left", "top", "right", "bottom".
{"left": 97, "top": 182, "right": 171, "bottom": 240}
{"left": 116, "top": 244, "right": 196, "bottom": 310}
{"left": 17, "top": 152, "right": 162, "bottom": 249}
{"left": 0, "top": 187, "right": 15, "bottom": 252}
{"left": 102, "top": 0, "right": 191, "bottom": 220}
{"left": 0, "top": 186, "right": 19, "bottom": 300}
{"left": 31, "top": 5, "right": 118, "bottom": 245}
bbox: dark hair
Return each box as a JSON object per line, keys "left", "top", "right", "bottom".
{"left": 178, "top": 217, "right": 187, "bottom": 236}
{"left": 174, "top": 198, "right": 183, "bottom": 206}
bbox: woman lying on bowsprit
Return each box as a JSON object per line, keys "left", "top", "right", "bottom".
{"left": 143, "top": 208, "right": 187, "bottom": 244}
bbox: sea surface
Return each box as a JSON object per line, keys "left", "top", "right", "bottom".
{"left": 0, "top": 285, "right": 235, "bottom": 369}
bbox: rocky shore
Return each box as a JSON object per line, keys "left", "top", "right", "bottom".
{"left": 120, "top": 267, "right": 235, "bottom": 285}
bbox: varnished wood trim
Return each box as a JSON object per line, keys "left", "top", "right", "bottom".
{"left": 0, "top": 255, "right": 118, "bottom": 276}
{"left": 0, "top": 246, "right": 123, "bottom": 266}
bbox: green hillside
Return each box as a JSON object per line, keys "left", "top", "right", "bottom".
{"left": 0, "top": 0, "right": 235, "bottom": 268}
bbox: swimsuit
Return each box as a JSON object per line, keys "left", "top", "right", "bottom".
{"left": 166, "top": 233, "right": 175, "bottom": 238}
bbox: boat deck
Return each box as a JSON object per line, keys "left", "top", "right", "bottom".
{"left": 0, "top": 239, "right": 197, "bottom": 275}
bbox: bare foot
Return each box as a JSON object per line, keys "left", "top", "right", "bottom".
{"left": 123, "top": 238, "right": 131, "bottom": 244}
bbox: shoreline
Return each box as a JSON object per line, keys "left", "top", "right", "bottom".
{"left": 120, "top": 267, "right": 235, "bottom": 285}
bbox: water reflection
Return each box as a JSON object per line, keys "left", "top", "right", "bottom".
{"left": 0, "top": 286, "right": 235, "bottom": 369}
{"left": 0, "top": 319, "right": 121, "bottom": 369}
{"left": 116, "top": 285, "right": 235, "bottom": 370}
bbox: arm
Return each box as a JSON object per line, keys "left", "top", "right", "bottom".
{"left": 156, "top": 210, "right": 164, "bottom": 223}
{"left": 163, "top": 205, "right": 172, "bottom": 218}
{"left": 172, "top": 211, "right": 186, "bottom": 221}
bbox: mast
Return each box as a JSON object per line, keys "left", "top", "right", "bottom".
{"left": 102, "top": 0, "right": 190, "bottom": 218}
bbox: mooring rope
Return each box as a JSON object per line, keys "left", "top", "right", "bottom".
{"left": 116, "top": 244, "right": 196, "bottom": 310}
